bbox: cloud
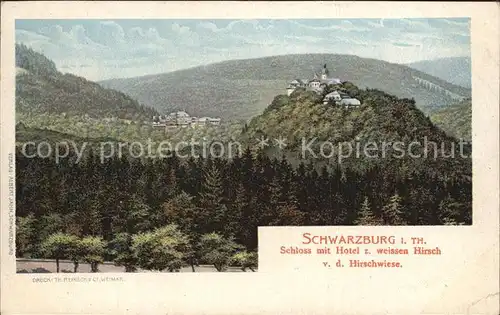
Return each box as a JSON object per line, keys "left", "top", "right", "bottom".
{"left": 39, "top": 25, "right": 70, "bottom": 41}
{"left": 92, "top": 21, "right": 126, "bottom": 46}
{"left": 171, "top": 23, "right": 191, "bottom": 35}
{"left": 438, "top": 18, "right": 470, "bottom": 27}
{"left": 128, "top": 27, "right": 163, "bottom": 42}
{"left": 392, "top": 42, "right": 417, "bottom": 48}
{"left": 170, "top": 22, "right": 200, "bottom": 47}
{"left": 289, "top": 20, "right": 372, "bottom": 32}
{"left": 198, "top": 22, "right": 219, "bottom": 32}
{"left": 284, "top": 35, "right": 324, "bottom": 44}
{"left": 15, "top": 18, "right": 471, "bottom": 81}
{"left": 364, "top": 19, "right": 385, "bottom": 28}
{"left": 16, "top": 29, "right": 50, "bottom": 43}
{"left": 198, "top": 20, "right": 274, "bottom": 34}
{"left": 399, "top": 18, "right": 431, "bottom": 28}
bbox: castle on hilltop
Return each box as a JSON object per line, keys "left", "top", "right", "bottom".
{"left": 286, "top": 64, "right": 343, "bottom": 96}
{"left": 286, "top": 64, "right": 361, "bottom": 108}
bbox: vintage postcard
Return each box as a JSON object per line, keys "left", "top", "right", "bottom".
{"left": 1, "top": 1, "right": 499, "bottom": 315}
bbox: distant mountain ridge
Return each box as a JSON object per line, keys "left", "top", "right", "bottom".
{"left": 99, "top": 54, "right": 471, "bottom": 121}
{"left": 15, "top": 44, "right": 159, "bottom": 121}
{"left": 407, "top": 57, "right": 471, "bottom": 88}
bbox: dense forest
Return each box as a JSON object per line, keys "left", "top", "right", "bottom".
{"left": 15, "top": 45, "right": 473, "bottom": 273}
{"left": 16, "top": 146, "right": 471, "bottom": 272}
{"left": 429, "top": 98, "right": 472, "bottom": 141}
{"left": 242, "top": 83, "right": 472, "bottom": 179}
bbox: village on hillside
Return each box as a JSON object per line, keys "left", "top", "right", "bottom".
{"left": 152, "top": 111, "right": 221, "bottom": 131}
{"left": 286, "top": 64, "right": 362, "bottom": 108}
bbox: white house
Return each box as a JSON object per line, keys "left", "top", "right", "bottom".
{"left": 290, "top": 79, "right": 306, "bottom": 86}
{"left": 323, "top": 90, "right": 353, "bottom": 105}
{"left": 199, "top": 117, "right": 221, "bottom": 126}
{"left": 308, "top": 78, "right": 321, "bottom": 89}
{"left": 323, "top": 91, "right": 342, "bottom": 102}
{"left": 209, "top": 118, "right": 221, "bottom": 125}
{"left": 286, "top": 85, "right": 297, "bottom": 96}
{"left": 323, "top": 91, "right": 340, "bottom": 104}
{"left": 287, "top": 79, "right": 307, "bottom": 96}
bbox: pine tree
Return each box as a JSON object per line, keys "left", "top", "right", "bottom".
{"left": 199, "top": 164, "right": 224, "bottom": 208}
{"left": 438, "top": 195, "right": 465, "bottom": 225}
{"left": 269, "top": 175, "right": 284, "bottom": 208}
{"left": 162, "top": 192, "right": 194, "bottom": 229}
{"left": 271, "top": 203, "right": 306, "bottom": 226}
{"left": 354, "top": 197, "right": 382, "bottom": 226}
{"left": 381, "top": 193, "right": 407, "bottom": 225}
{"left": 166, "top": 167, "right": 180, "bottom": 198}
{"left": 310, "top": 166, "right": 333, "bottom": 225}
{"left": 124, "top": 194, "right": 152, "bottom": 233}
{"left": 86, "top": 198, "right": 103, "bottom": 236}
{"left": 292, "top": 162, "right": 308, "bottom": 211}
{"left": 199, "top": 164, "right": 226, "bottom": 233}
{"left": 182, "top": 157, "right": 202, "bottom": 196}
{"left": 226, "top": 183, "right": 246, "bottom": 238}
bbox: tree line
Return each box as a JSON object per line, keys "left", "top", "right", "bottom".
{"left": 16, "top": 147, "right": 471, "bottom": 272}
{"left": 19, "top": 227, "right": 256, "bottom": 273}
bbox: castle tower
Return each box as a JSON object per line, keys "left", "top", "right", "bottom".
{"left": 321, "top": 64, "right": 329, "bottom": 80}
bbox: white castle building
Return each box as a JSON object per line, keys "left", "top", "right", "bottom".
{"left": 286, "top": 64, "right": 343, "bottom": 96}
{"left": 286, "top": 64, "right": 360, "bottom": 108}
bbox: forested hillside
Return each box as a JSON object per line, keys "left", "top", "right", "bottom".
{"left": 429, "top": 98, "right": 472, "bottom": 141}
{"left": 243, "top": 83, "right": 471, "bottom": 178}
{"left": 407, "top": 57, "right": 471, "bottom": 88}
{"left": 16, "top": 81, "right": 472, "bottom": 272}
{"left": 100, "top": 54, "right": 471, "bottom": 120}
{"left": 15, "top": 122, "right": 118, "bottom": 151}
{"left": 15, "top": 44, "right": 159, "bottom": 121}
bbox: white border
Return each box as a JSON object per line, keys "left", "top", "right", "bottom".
{"left": 1, "top": 2, "right": 498, "bottom": 315}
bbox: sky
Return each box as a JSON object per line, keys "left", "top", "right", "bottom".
{"left": 15, "top": 18, "right": 470, "bottom": 81}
